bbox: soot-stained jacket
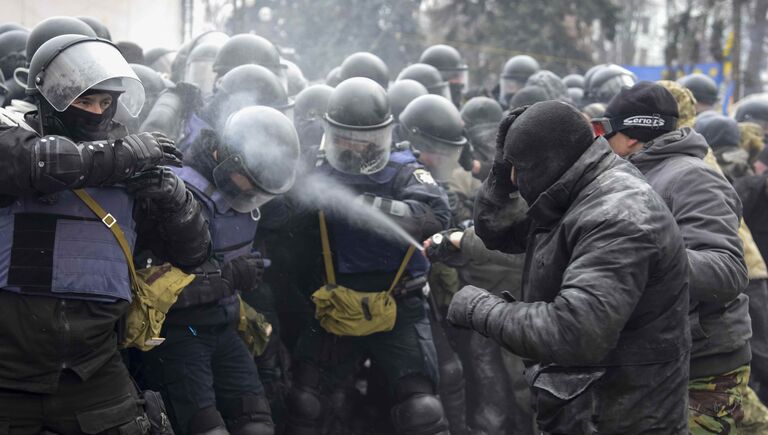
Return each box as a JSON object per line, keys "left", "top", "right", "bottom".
{"left": 627, "top": 127, "right": 750, "bottom": 378}
{"left": 472, "top": 138, "right": 691, "bottom": 434}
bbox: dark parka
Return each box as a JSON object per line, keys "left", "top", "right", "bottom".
{"left": 472, "top": 138, "right": 691, "bottom": 434}
{"left": 627, "top": 127, "right": 751, "bottom": 378}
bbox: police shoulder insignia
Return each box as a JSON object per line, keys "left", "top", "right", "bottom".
{"left": 413, "top": 169, "right": 437, "bottom": 185}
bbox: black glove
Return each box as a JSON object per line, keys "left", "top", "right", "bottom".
{"left": 124, "top": 167, "right": 188, "bottom": 213}
{"left": 447, "top": 285, "right": 505, "bottom": 334}
{"left": 425, "top": 230, "right": 462, "bottom": 265}
{"left": 224, "top": 253, "right": 265, "bottom": 292}
{"left": 115, "top": 132, "right": 183, "bottom": 175}
{"left": 458, "top": 140, "right": 474, "bottom": 171}
{"left": 173, "top": 81, "right": 204, "bottom": 109}
{"left": 485, "top": 106, "right": 528, "bottom": 202}
{"left": 445, "top": 190, "right": 460, "bottom": 213}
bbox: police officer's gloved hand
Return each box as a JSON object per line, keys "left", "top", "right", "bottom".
{"left": 458, "top": 141, "right": 474, "bottom": 171}
{"left": 172, "top": 82, "right": 203, "bottom": 109}
{"left": 115, "top": 132, "right": 183, "bottom": 176}
{"left": 447, "top": 285, "right": 507, "bottom": 334}
{"left": 485, "top": 106, "right": 528, "bottom": 203}
{"left": 124, "top": 167, "right": 189, "bottom": 213}
{"left": 223, "top": 253, "right": 265, "bottom": 292}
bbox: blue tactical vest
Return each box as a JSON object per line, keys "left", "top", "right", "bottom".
{"left": 321, "top": 150, "right": 430, "bottom": 277}
{"left": 0, "top": 188, "right": 136, "bottom": 302}
{"left": 176, "top": 113, "right": 210, "bottom": 153}
{"left": 175, "top": 167, "right": 258, "bottom": 264}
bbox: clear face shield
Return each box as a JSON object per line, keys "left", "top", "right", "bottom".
{"left": 35, "top": 40, "right": 145, "bottom": 116}
{"left": 444, "top": 68, "right": 469, "bottom": 95}
{"left": 430, "top": 82, "right": 452, "bottom": 101}
{"left": 323, "top": 122, "right": 393, "bottom": 175}
{"left": 151, "top": 52, "right": 176, "bottom": 77}
{"left": 499, "top": 77, "right": 525, "bottom": 105}
{"left": 595, "top": 74, "right": 636, "bottom": 104}
{"left": 413, "top": 142, "right": 462, "bottom": 182}
{"left": 212, "top": 154, "right": 282, "bottom": 213}
{"left": 185, "top": 59, "right": 217, "bottom": 99}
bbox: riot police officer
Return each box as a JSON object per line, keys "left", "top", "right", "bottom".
{"left": 583, "top": 63, "right": 636, "bottom": 104}
{"left": 284, "top": 77, "right": 451, "bottom": 435}
{"left": 460, "top": 96, "right": 503, "bottom": 180}
{"left": 213, "top": 34, "right": 285, "bottom": 82}
{"left": 419, "top": 44, "right": 469, "bottom": 108}
{"left": 0, "top": 34, "right": 210, "bottom": 434}
{"left": 294, "top": 84, "right": 333, "bottom": 154}
{"left": 678, "top": 73, "right": 719, "bottom": 115}
{"left": 141, "top": 105, "right": 300, "bottom": 435}
{"left": 338, "top": 52, "right": 390, "bottom": 89}
{"left": 497, "top": 55, "right": 539, "bottom": 108}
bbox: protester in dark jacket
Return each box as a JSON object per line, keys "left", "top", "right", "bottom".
{"left": 452, "top": 101, "right": 691, "bottom": 434}
{"left": 598, "top": 82, "right": 751, "bottom": 434}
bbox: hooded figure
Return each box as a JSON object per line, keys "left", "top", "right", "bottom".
{"left": 452, "top": 101, "right": 691, "bottom": 433}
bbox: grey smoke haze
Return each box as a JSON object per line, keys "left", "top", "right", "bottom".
{"left": 291, "top": 171, "right": 425, "bottom": 251}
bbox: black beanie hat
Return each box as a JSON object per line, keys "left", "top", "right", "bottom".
{"left": 503, "top": 101, "right": 595, "bottom": 203}
{"left": 604, "top": 81, "right": 679, "bottom": 142}
{"left": 694, "top": 114, "right": 740, "bottom": 151}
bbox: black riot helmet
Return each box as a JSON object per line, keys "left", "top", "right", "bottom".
{"left": 339, "top": 52, "right": 390, "bottom": 89}
{"left": 324, "top": 77, "right": 394, "bottom": 175}
{"left": 0, "top": 30, "right": 28, "bottom": 80}
{"left": 326, "top": 66, "right": 342, "bottom": 87}
{"left": 563, "top": 74, "right": 585, "bottom": 89}
{"left": 294, "top": 84, "right": 333, "bottom": 148}
{"left": 171, "top": 31, "right": 228, "bottom": 83}
{"left": 735, "top": 97, "right": 768, "bottom": 126}
{"left": 0, "top": 23, "right": 26, "bottom": 34}
{"left": 585, "top": 64, "right": 636, "bottom": 104}
{"left": 295, "top": 84, "right": 333, "bottom": 124}
{"left": 131, "top": 64, "right": 166, "bottom": 119}
{"left": 184, "top": 43, "right": 220, "bottom": 98}
{"left": 284, "top": 59, "right": 307, "bottom": 98}
{"left": 213, "top": 34, "right": 284, "bottom": 78}
{"left": 419, "top": 44, "right": 469, "bottom": 104}
{"left": 205, "top": 64, "right": 294, "bottom": 130}
{"left": 388, "top": 79, "right": 428, "bottom": 121}
{"left": 26, "top": 16, "right": 97, "bottom": 62}
{"left": 77, "top": 16, "right": 112, "bottom": 40}
{"left": 397, "top": 63, "right": 450, "bottom": 100}
{"left": 567, "top": 87, "right": 584, "bottom": 108}
{"left": 499, "top": 55, "right": 540, "bottom": 105}
{"left": 217, "top": 106, "right": 300, "bottom": 213}
{"left": 144, "top": 47, "right": 175, "bottom": 75}
{"left": 525, "top": 70, "right": 569, "bottom": 102}
{"left": 399, "top": 94, "right": 467, "bottom": 182}
{"left": 678, "top": 73, "right": 718, "bottom": 105}
{"left": 27, "top": 34, "right": 145, "bottom": 140}
{"left": 116, "top": 41, "right": 145, "bottom": 64}
{"left": 460, "top": 96, "right": 502, "bottom": 163}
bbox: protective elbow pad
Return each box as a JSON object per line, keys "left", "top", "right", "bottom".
{"left": 31, "top": 135, "right": 87, "bottom": 193}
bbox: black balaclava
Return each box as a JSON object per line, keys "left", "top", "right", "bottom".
{"left": 40, "top": 90, "right": 121, "bottom": 142}
{"left": 503, "top": 101, "right": 595, "bottom": 204}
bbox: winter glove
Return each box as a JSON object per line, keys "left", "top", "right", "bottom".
{"left": 173, "top": 81, "right": 204, "bottom": 110}
{"left": 458, "top": 140, "right": 474, "bottom": 171}
{"left": 447, "top": 285, "right": 507, "bottom": 334}
{"left": 224, "top": 253, "right": 265, "bottom": 292}
{"left": 485, "top": 106, "right": 528, "bottom": 203}
{"left": 115, "top": 132, "right": 183, "bottom": 175}
{"left": 124, "top": 167, "right": 189, "bottom": 213}
{"left": 424, "top": 230, "right": 463, "bottom": 266}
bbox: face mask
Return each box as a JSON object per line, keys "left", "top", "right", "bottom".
{"left": 55, "top": 101, "right": 117, "bottom": 142}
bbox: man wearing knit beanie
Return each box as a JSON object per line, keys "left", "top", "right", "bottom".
{"left": 447, "top": 101, "right": 691, "bottom": 433}
{"left": 597, "top": 81, "right": 751, "bottom": 434}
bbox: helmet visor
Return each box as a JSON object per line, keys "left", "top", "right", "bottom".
{"left": 212, "top": 154, "right": 283, "bottom": 213}
{"left": 150, "top": 52, "right": 176, "bottom": 76}
{"left": 185, "top": 59, "right": 217, "bottom": 99}
{"left": 499, "top": 77, "right": 524, "bottom": 103}
{"left": 36, "top": 40, "right": 145, "bottom": 116}
{"left": 323, "top": 122, "right": 393, "bottom": 175}
{"left": 443, "top": 69, "right": 469, "bottom": 93}
{"left": 429, "top": 82, "right": 452, "bottom": 101}
{"left": 595, "top": 75, "right": 636, "bottom": 103}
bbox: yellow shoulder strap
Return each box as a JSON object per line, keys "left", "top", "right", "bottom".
{"left": 387, "top": 245, "right": 416, "bottom": 294}
{"left": 318, "top": 211, "right": 336, "bottom": 285}
{"left": 72, "top": 188, "right": 139, "bottom": 290}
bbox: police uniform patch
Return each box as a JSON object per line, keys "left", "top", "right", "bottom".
{"left": 413, "top": 169, "right": 437, "bottom": 185}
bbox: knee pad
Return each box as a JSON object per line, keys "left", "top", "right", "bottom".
{"left": 189, "top": 406, "right": 229, "bottom": 435}
{"left": 285, "top": 363, "right": 324, "bottom": 435}
{"left": 391, "top": 394, "right": 450, "bottom": 435}
{"left": 222, "top": 395, "right": 274, "bottom": 435}
{"left": 438, "top": 354, "right": 464, "bottom": 393}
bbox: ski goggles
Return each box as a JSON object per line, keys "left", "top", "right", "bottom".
{"left": 591, "top": 114, "right": 677, "bottom": 138}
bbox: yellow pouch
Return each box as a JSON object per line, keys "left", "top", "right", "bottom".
{"left": 311, "top": 211, "right": 415, "bottom": 337}
{"left": 72, "top": 189, "right": 194, "bottom": 351}
{"left": 237, "top": 295, "right": 273, "bottom": 357}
